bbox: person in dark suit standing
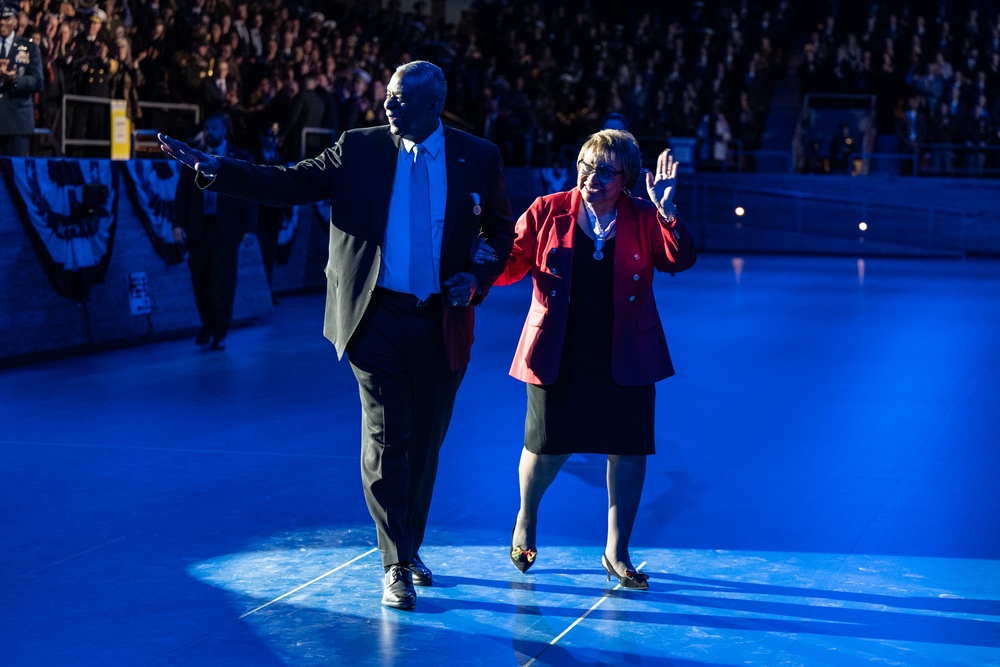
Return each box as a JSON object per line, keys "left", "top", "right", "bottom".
{"left": 254, "top": 121, "right": 290, "bottom": 304}
{"left": 172, "top": 112, "right": 258, "bottom": 351}
{"left": 199, "top": 58, "right": 239, "bottom": 117}
{"left": 0, "top": 2, "right": 43, "bottom": 156}
{"left": 283, "top": 73, "right": 329, "bottom": 161}
{"left": 159, "top": 61, "right": 514, "bottom": 610}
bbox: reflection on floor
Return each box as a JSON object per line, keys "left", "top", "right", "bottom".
{"left": 192, "top": 540, "right": 1000, "bottom": 666}
{"left": 3, "top": 254, "right": 999, "bottom": 666}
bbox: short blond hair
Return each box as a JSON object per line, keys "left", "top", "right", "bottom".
{"left": 577, "top": 130, "right": 641, "bottom": 189}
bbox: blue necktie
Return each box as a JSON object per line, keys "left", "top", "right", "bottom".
{"left": 204, "top": 189, "right": 218, "bottom": 215}
{"left": 409, "top": 145, "right": 436, "bottom": 300}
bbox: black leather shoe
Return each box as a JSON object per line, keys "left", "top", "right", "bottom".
{"left": 408, "top": 553, "right": 432, "bottom": 586}
{"left": 381, "top": 565, "right": 416, "bottom": 610}
{"left": 210, "top": 336, "right": 227, "bottom": 351}
{"left": 195, "top": 328, "right": 211, "bottom": 345}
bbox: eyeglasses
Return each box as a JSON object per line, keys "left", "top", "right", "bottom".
{"left": 577, "top": 160, "right": 623, "bottom": 183}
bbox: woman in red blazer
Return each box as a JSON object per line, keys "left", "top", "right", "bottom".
{"left": 478, "top": 130, "right": 696, "bottom": 589}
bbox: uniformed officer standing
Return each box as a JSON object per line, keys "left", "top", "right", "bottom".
{"left": 0, "top": 2, "right": 44, "bottom": 156}
{"left": 67, "top": 11, "right": 111, "bottom": 155}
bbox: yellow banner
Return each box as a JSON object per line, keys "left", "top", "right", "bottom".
{"left": 110, "top": 100, "right": 131, "bottom": 161}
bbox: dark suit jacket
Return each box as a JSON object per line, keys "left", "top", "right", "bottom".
{"left": 0, "top": 37, "right": 44, "bottom": 136}
{"left": 174, "top": 144, "right": 258, "bottom": 244}
{"left": 497, "top": 189, "right": 696, "bottom": 386}
{"left": 199, "top": 76, "right": 235, "bottom": 116}
{"left": 203, "top": 124, "right": 515, "bottom": 369}
{"left": 285, "top": 89, "right": 327, "bottom": 138}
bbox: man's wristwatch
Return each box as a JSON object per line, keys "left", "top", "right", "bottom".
{"left": 199, "top": 157, "right": 221, "bottom": 180}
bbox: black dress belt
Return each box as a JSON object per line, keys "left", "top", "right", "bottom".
{"left": 374, "top": 287, "right": 442, "bottom": 309}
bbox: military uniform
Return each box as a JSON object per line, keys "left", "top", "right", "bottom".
{"left": 67, "top": 27, "right": 112, "bottom": 152}
{"left": 0, "top": 6, "right": 44, "bottom": 156}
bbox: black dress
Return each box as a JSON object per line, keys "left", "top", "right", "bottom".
{"left": 523, "top": 224, "right": 656, "bottom": 456}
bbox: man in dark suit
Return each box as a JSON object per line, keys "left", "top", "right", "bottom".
{"left": 159, "top": 61, "right": 514, "bottom": 610}
{"left": 199, "top": 58, "right": 238, "bottom": 117}
{"left": 0, "top": 2, "right": 43, "bottom": 156}
{"left": 254, "top": 121, "right": 290, "bottom": 303}
{"left": 172, "top": 112, "right": 258, "bottom": 351}
{"left": 283, "top": 73, "right": 328, "bottom": 161}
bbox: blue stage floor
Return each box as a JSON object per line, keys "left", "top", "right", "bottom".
{"left": 3, "top": 254, "right": 999, "bottom": 666}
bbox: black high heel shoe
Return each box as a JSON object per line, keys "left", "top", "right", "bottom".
{"left": 510, "top": 529, "right": 537, "bottom": 573}
{"left": 602, "top": 553, "right": 649, "bottom": 590}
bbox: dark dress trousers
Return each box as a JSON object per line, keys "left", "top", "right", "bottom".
{"left": 0, "top": 36, "right": 44, "bottom": 156}
{"left": 253, "top": 149, "right": 290, "bottom": 291}
{"left": 202, "top": 125, "right": 514, "bottom": 566}
{"left": 174, "top": 144, "right": 258, "bottom": 338}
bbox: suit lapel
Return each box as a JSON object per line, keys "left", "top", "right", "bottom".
{"left": 380, "top": 131, "right": 403, "bottom": 201}
{"left": 442, "top": 127, "right": 466, "bottom": 254}
{"left": 612, "top": 194, "right": 637, "bottom": 288}
{"left": 371, "top": 131, "right": 402, "bottom": 240}
{"left": 555, "top": 189, "right": 581, "bottom": 250}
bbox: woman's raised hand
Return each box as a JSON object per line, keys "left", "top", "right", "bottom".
{"left": 645, "top": 148, "right": 679, "bottom": 217}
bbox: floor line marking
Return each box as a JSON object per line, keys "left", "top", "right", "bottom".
{"left": 238, "top": 547, "right": 379, "bottom": 619}
{"left": 144, "top": 548, "right": 379, "bottom": 665}
{"left": 525, "top": 560, "right": 647, "bottom": 666}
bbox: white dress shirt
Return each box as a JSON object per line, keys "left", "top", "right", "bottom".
{"left": 378, "top": 121, "right": 447, "bottom": 295}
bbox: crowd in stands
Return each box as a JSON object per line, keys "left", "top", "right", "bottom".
{"left": 12, "top": 0, "right": 801, "bottom": 167}
{"left": 797, "top": 1, "right": 1000, "bottom": 175}
{"left": 11, "top": 0, "right": 998, "bottom": 173}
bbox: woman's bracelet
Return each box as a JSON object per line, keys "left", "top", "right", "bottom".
{"left": 658, "top": 203, "right": 678, "bottom": 223}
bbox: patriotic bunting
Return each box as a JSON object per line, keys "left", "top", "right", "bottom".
{"left": 2, "top": 158, "right": 119, "bottom": 302}
{"left": 122, "top": 159, "right": 185, "bottom": 264}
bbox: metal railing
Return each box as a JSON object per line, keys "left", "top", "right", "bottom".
{"left": 58, "top": 94, "right": 200, "bottom": 156}
{"left": 783, "top": 143, "right": 1000, "bottom": 178}
{"left": 42, "top": 96, "right": 1000, "bottom": 182}
{"left": 300, "top": 127, "right": 337, "bottom": 161}
{"left": 795, "top": 94, "right": 878, "bottom": 175}
{"left": 683, "top": 180, "right": 985, "bottom": 250}
{"left": 296, "top": 114, "right": 478, "bottom": 161}
{"left": 136, "top": 99, "right": 201, "bottom": 127}
{"left": 906, "top": 143, "right": 1000, "bottom": 178}
{"left": 132, "top": 129, "right": 162, "bottom": 157}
